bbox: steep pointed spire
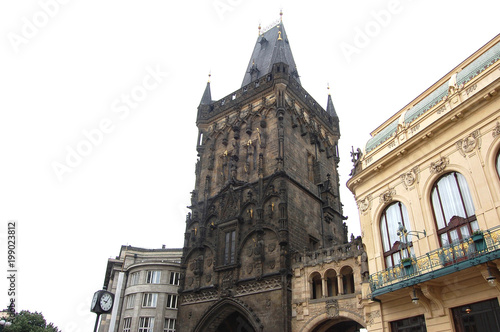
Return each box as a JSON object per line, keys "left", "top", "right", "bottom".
{"left": 200, "top": 73, "right": 213, "bottom": 105}
{"left": 241, "top": 16, "right": 300, "bottom": 87}
{"left": 326, "top": 85, "right": 338, "bottom": 118}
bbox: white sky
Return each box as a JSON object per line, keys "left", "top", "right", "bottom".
{"left": 0, "top": 0, "right": 498, "bottom": 330}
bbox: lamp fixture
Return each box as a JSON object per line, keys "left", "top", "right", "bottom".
{"left": 411, "top": 287, "right": 419, "bottom": 305}
{"left": 486, "top": 263, "right": 497, "bottom": 286}
{"left": 397, "top": 222, "right": 426, "bottom": 239}
{"left": 0, "top": 320, "right": 12, "bottom": 327}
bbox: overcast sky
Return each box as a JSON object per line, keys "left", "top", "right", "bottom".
{"left": 0, "top": 0, "right": 498, "bottom": 330}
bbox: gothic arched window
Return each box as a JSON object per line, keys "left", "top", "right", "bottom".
{"left": 380, "top": 201, "right": 411, "bottom": 268}
{"left": 431, "top": 172, "right": 477, "bottom": 246}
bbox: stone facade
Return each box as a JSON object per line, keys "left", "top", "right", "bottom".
{"left": 348, "top": 34, "right": 500, "bottom": 331}
{"left": 177, "top": 22, "right": 353, "bottom": 332}
{"left": 99, "top": 246, "right": 182, "bottom": 332}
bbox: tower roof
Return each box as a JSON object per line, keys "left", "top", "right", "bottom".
{"left": 326, "top": 94, "right": 338, "bottom": 118}
{"left": 200, "top": 81, "right": 212, "bottom": 105}
{"left": 241, "top": 23, "right": 300, "bottom": 87}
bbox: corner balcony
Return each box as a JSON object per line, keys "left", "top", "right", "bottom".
{"left": 369, "top": 226, "right": 500, "bottom": 297}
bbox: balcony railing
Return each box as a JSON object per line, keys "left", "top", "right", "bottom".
{"left": 369, "top": 226, "right": 500, "bottom": 296}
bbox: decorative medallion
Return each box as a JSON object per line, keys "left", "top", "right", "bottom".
{"left": 268, "top": 260, "right": 276, "bottom": 270}
{"left": 187, "top": 277, "right": 194, "bottom": 286}
{"left": 205, "top": 274, "right": 212, "bottom": 283}
{"left": 401, "top": 166, "right": 419, "bottom": 189}
{"left": 456, "top": 130, "right": 480, "bottom": 157}
{"left": 429, "top": 156, "right": 449, "bottom": 174}
{"left": 325, "top": 299, "right": 339, "bottom": 318}
{"left": 493, "top": 122, "right": 500, "bottom": 138}
{"left": 268, "top": 243, "right": 276, "bottom": 253}
{"left": 379, "top": 188, "right": 396, "bottom": 204}
{"left": 357, "top": 195, "right": 372, "bottom": 213}
{"left": 246, "top": 264, "right": 253, "bottom": 275}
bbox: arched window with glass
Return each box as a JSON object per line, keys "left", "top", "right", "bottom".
{"left": 380, "top": 201, "right": 413, "bottom": 268}
{"left": 496, "top": 151, "right": 500, "bottom": 179}
{"left": 431, "top": 172, "right": 478, "bottom": 247}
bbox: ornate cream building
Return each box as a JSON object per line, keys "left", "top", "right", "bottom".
{"left": 347, "top": 34, "right": 500, "bottom": 331}
{"left": 99, "top": 246, "right": 182, "bottom": 332}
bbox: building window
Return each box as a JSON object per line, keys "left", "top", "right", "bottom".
{"left": 166, "top": 294, "right": 178, "bottom": 309}
{"left": 310, "top": 272, "right": 322, "bottom": 299}
{"left": 431, "top": 172, "right": 477, "bottom": 246}
{"left": 138, "top": 317, "right": 155, "bottom": 332}
{"left": 497, "top": 151, "right": 500, "bottom": 180}
{"left": 122, "top": 317, "right": 132, "bottom": 332}
{"left": 142, "top": 293, "right": 158, "bottom": 308}
{"left": 452, "top": 298, "right": 500, "bottom": 332}
{"left": 224, "top": 230, "right": 236, "bottom": 265}
{"left": 390, "top": 315, "right": 427, "bottom": 332}
{"left": 129, "top": 272, "right": 140, "bottom": 286}
{"left": 146, "top": 271, "right": 161, "bottom": 284}
{"left": 126, "top": 294, "right": 135, "bottom": 309}
{"left": 325, "top": 269, "right": 338, "bottom": 297}
{"left": 164, "top": 318, "right": 176, "bottom": 332}
{"left": 341, "top": 266, "right": 355, "bottom": 294}
{"left": 169, "top": 272, "right": 180, "bottom": 286}
{"left": 380, "top": 201, "right": 412, "bottom": 267}
{"left": 309, "top": 236, "right": 320, "bottom": 251}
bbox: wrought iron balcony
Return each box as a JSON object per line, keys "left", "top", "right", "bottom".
{"left": 369, "top": 226, "right": 500, "bottom": 297}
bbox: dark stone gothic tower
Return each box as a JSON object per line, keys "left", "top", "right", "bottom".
{"left": 178, "top": 21, "right": 346, "bottom": 332}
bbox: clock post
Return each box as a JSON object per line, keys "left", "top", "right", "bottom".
{"left": 90, "top": 288, "right": 115, "bottom": 332}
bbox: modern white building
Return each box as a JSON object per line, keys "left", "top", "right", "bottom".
{"left": 99, "top": 245, "right": 182, "bottom": 332}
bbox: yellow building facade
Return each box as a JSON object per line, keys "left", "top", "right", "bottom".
{"left": 347, "top": 34, "right": 500, "bottom": 331}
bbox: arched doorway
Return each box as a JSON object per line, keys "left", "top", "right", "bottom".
{"left": 216, "top": 311, "right": 255, "bottom": 332}
{"left": 311, "top": 317, "right": 364, "bottom": 332}
{"left": 193, "top": 298, "right": 260, "bottom": 332}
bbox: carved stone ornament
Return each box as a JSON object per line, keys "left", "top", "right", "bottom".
{"left": 246, "top": 264, "right": 253, "bottom": 275}
{"left": 379, "top": 188, "right": 396, "bottom": 204}
{"left": 456, "top": 130, "right": 480, "bottom": 157}
{"left": 294, "top": 302, "right": 304, "bottom": 315}
{"left": 493, "top": 122, "right": 500, "bottom": 138}
{"left": 401, "top": 166, "right": 419, "bottom": 189}
{"left": 357, "top": 195, "right": 372, "bottom": 213}
{"left": 429, "top": 156, "right": 449, "bottom": 174}
{"left": 325, "top": 299, "right": 339, "bottom": 318}
{"left": 268, "top": 243, "right": 276, "bottom": 253}
{"left": 366, "top": 310, "right": 381, "bottom": 326}
{"left": 205, "top": 258, "right": 213, "bottom": 268}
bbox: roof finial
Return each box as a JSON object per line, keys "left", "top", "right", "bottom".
{"left": 208, "top": 71, "right": 211, "bottom": 83}
{"left": 258, "top": 22, "right": 261, "bottom": 36}
{"left": 327, "top": 83, "right": 330, "bottom": 95}
{"left": 280, "top": 9, "right": 283, "bottom": 22}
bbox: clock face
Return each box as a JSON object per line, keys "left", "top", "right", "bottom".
{"left": 100, "top": 292, "right": 113, "bottom": 312}
{"left": 91, "top": 292, "right": 98, "bottom": 310}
